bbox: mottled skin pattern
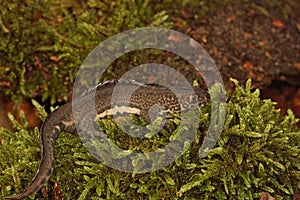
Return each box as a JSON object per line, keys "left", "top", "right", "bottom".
{"left": 5, "top": 80, "right": 209, "bottom": 199}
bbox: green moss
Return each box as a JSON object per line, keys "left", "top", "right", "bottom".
{"left": 1, "top": 0, "right": 296, "bottom": 107}
{"left": 0, "top": 0, "right": 172, "bottom": 105}
{"left": 1, "top": 80, "right": 299, "bottom": 199}
{"left": 1, "top": 0, "right": 293, "bottom": 107}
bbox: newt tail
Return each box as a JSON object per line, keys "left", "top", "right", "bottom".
{"left": 5, "top": 103, "right": 75, "bottom": 200}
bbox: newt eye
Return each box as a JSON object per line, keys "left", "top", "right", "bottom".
{"left": 181, "top": 102, "right": 189, "bottom": 109}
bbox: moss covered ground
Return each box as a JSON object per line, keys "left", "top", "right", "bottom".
{"left": 1, "top": 80, "right": 300, "bottom": 199}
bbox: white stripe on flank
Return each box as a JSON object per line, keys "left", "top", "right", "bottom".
{"left": 96, "top": 106, "right": 141, "bottom": 119}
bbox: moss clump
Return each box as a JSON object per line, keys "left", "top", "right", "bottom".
{"left": 1, "top": 80, "right": 299, "bottom": 199}
{"left": 178, "top": 79, "right": 300, "bottom": 199}
{"left": 0, "top": 0, "right": 242, "bottom": 106}
{"left": 0, "top": 0, "right": 172, "bottom": 105}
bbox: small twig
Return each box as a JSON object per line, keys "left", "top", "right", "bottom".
{"left": 0, "top": 16, "right": 10, "bottom": 33}
{"left": 50, "top": 28, "right": 83, "bottom": 48}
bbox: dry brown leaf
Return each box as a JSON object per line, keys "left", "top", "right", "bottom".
{"left": 294, "top": 62, "right": 300, "bottom": 70}
{"left": 272, "top": 19, "right": 285, "bottom": 28}
{"left": 260, "top": 192, "right": 276, "bottom": 200}
{"left": 168, "top": 34, "right": 184, "bottom": 42}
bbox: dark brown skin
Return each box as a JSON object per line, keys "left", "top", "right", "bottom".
{"left": 5, "top": 80, "right": 209, "bottom": 199}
